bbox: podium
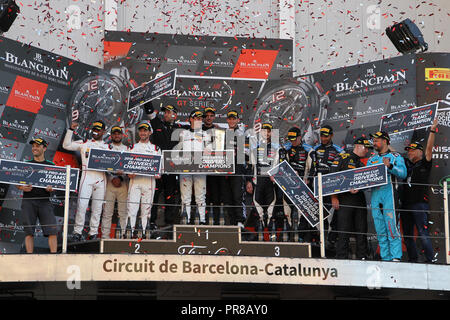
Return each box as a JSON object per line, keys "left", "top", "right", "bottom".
{"left": 98, "top": 225, "right": 311, "bottom": 258}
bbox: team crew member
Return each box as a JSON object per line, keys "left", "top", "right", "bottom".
{"left": 310, "top": 125, "right": 344, "bottom": 246}
{"left": 145, "top": 103, "right": 184, "bottom": 227}
{"left": 203, "top": 107, "right": 227, "bottom": 224}
{"left": 330, "top": 137, "right": 372, "bottom": 259}
{"left": 223, "top": 110, "right": 249, "bottom": 227}
{"left": 179, "top": 110, "right": 210, "bottom": 225}
{"left": 250, "top": 123, "right": 280, "bottom": 232}
{"left": 17, "top": 138, "right": 57, "bottom": 253}
{"left": 367, "top": 131, "right": 407, "bottom": 262}
{"left": 401, "top": 119, "right": 438, "bottom": 263}
{"left": 279, "top": 127, "right": 312, "bottom": 238}
{"left": 101, "top": 126, "right": 129, "bottom": 239}
{"left": 127, "top": 121, "right": 161, "bottom": 234}
{"left": 63, "top": 121, "right": 108, "bottom": 241}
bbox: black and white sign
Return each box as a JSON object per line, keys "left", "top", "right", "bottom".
{"left": 313, "top": 164, "right": 388, "bottom": 197}
{"left": 162, "top": 150, "right": 235, "bottom": 174}
{"left": 380, "top": 102, "right": 438, "bottom": 134}
{"left": 0, "top": 160, "right": 79, "bottom": 191}
{"left": 127, "top": 69, "right": 177, "bottom": 112}
{"left": 87, "top": 148, "right": 161, "bottom": 176}
{"left": 268, "top": 161, "right": 329, "bottom": 228}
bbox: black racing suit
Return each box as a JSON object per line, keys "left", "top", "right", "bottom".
{"left": 310, "top": 142, "right": 344, "bottom": 244}
{"left": 146, "top": 104, "right": 185, "bottom": 226}
{"left": 330, "top": 151, "right": 368, "bottom": 259}
{"left": 279, "top": 143, "right": 311, "bottom": 238}
{"left": 202, "top": 124, "right": 227, "bottom": 224}
{"left": 221, "top": 127, "right": 250, "bottom": 225}
{"left": 251, "top": 140, "right": 280, "bottom": 226}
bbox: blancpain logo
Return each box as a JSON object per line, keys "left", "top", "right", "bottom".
{"left": 240, "top": 60, "right": 270, "bottom": 69}
{"left": 167, "top": 56, "right": 198, "bottom": 65}
{"left": 0, "top": 85, "right": 9, "bottom": 94}
{"left": 276, "top": 62, "right": 293, "bottom": 70}
{"left": 33, "top": 127, "right": 59, "bottom": 139}
{"left": 356, "top": 106, "right": 384, "bottom": 117}
{"left": 166, "top": 89, "right": 224, "bottom": 98}
{"left": 203, "top": 59, "right": 233, "bottom": 67}
{"left": 45, "top": 98, "right": 65, "bottom": 109}
{"left": 328, "top": 112, "right": 351, "bottom": 121}
{"left": 390, "top": 101, "right": 416, "bottom": 112}
{"left": 14, "top": 89, "right": 41, "bottom": 103}
{"left": 4, "top": 52, "right": 69, "bottom": 80}
{"left": 2, "top": 119, "right": 29, "bottom": 133}
{"left": 335, "top": 70, "right": 406, "bottom": 93}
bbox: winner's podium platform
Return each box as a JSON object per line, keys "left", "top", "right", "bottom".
{"left": 68, "top": 225, "right": 311, "bottom": 258}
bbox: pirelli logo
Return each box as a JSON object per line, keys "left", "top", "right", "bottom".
{"left": 425, "top": 68, "right": 450, "bottom": 81}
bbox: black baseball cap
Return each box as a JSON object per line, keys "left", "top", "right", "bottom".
{"left": 370, "top": 131, "right": 390, "bottom": 143}
{"left": 190, "top": 110, "right": 204, "bottom": 118}
{"left": 261, "top": 123, "right": 273, "bottom": 130}
{"left": 287, "top": 127, "right": 302, "bottom": 141}
{"left": 204, "top": 107, "right": 216, "bottom": 114}
{"left": 353, "top": 137, "right": 373, "bottom": 148}
{"left": 405, "top": 142, "right": 424, "bottom": 151}
{"left": 92, "top": 121, "right": 105, "bottom": 130}
{"left": 138, "top": 121, "right": 152, "bottom": 131}
{"left": 111, "top": 126, "right": 123, "bottom": 134}
{"left": 320, "top": 125, "right": 333, "bottom": 136}
{"left": 29, "top": 137, "right": 48, "bottom": 147}
{"left": 162, "top": 104, "right": 178, "bottom": 113}
{"left": 227, "top": 110, "right": 239, "bottom": 118}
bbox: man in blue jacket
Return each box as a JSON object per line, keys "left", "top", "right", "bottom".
{"left": 367, "top": 131, "right": 407, "bottom": 261}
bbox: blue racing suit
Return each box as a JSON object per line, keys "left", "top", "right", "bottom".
{"left": 367, "top": 151, "right": 407, "bottom": 261}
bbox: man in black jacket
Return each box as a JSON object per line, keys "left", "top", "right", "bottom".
{"left": 330, "top": 137, "right": 372, "bottom": 259}
{"left": 144, "top": 103, "right": 184, "bottom": 227}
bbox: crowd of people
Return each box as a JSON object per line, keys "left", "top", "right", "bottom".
{"left": 18, "top": 103, "right": 439, "bottom": 263}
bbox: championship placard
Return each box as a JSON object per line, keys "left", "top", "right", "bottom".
{"left": 380, "top": 102, "right": 438, "bottom": 134}
{"left": 268, "top": 161, "right": 329, "bottom": 228}
{"left": 87, "top": 148, "right": 162, "bottom": 176}
{"left": 0, "top": 160, "right": 79, "bottom": 191}
{"left": 313, "top": 164, "right": 388, "bottom": 197}
{"left": 162, "top": 150, "right": 235, "bottom": 174}
{"left": 127, "top": 69, "right": 177, "bottom": 112}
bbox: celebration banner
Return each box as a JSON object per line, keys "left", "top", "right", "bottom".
{"left": 162, "top": 150, "right": 235, "bottom": 174}
{"left": 380, "top": 102, "right": 438, "bottom": 134}
{"left": 313, "top": 164, "right": 388, "bottom": 197}
{"left": 0, "top": 160, "right": 79, "bottom": 191}
{"left": 87, "top": 149, "right": 162, "bottom": 176}
{"left": 268, "top": 161, "right": 329, "bottom": 228}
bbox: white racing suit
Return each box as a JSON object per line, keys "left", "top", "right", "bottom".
{"left": 178, "top": 128, "right": 210, "bottom": 223}
{"left": 101, "top": 143, "right": 129, "bottom": 239}
{"left": 127, "top": 141, "right": 161, "bottom": 232}
{"left": 63, "top": 129, "right": 108, "bottom": 236}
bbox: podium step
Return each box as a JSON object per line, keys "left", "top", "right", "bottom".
{"left": 99, "top": 224, "right": 311, "bottom": 258}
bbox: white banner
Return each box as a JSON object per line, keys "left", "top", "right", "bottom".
{"left": 0, "top": 254, "right": 449, "bottom": 291}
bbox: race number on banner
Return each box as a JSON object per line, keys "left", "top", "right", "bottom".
{"left": 380, "top": 102, "right": 438, "bottom": 134}
{"left": 162, "top": 150, "right": 235, "bottom": 174}
{"left": 0, "top": 160, "right": 79, "bottom": 191}
{"left": 313, "top": 164, "right": 388, "bottom": 197}
{"left": 127, "top": 69, "right": 177, "bottom": 112}
{"left": 87, "top": 149, "right": 161, "bottom": 176}
{"left": 268, "top": 161, "right": 329, "bottom": 228}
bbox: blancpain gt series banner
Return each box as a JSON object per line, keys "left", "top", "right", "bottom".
{"left": 0, "top": 35, "right": 102, "bottom": 252}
